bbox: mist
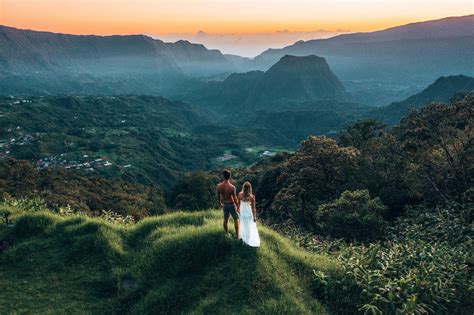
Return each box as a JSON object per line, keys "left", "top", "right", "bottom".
{"left": 150, "top": 30, "right": 350, "bottom": 57}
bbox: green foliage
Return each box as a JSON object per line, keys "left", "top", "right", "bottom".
{"left": 338, "top": 240, "right": 469, "bottom": 314}
{"left": 169, "top": 171, "right": 220, "bottom": 210}
{"left": 277, "top": 203, "right": 472, "bottom": 314}
{"left": 315, "top": 190, "right": 387, "bottom": 241}
{"left": 0, "top": 95, "right": 280, "bottom": 187}
{"left": 2, "top": 194, "right": 48, "bottom": 212}
{"left": 338, "top": 120, "right": 416, "bottom": 218}
{"left": 272, "top": 136, "right": 360, "bottom": 227}
{"left": 0, "top": 159, "right": 167, "bottom": 219}
{"left": 396, "top": 95, "right": 473, "bottom": 202}
{"left": 100, "top": 210, "right": 136, "bottom": 226}
{"left": 0, "top": 208, "right": 339, "bottom": 314}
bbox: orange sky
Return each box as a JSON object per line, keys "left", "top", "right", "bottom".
{"left": 1, "top": 0, "right": 472, "bottom": 35}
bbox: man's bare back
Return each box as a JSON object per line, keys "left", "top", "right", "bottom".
{"left": 217, "top": 181, "right": 238, "bottom": 205}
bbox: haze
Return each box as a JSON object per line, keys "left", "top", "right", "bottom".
{"left": 1, "top": 0, "right": 472, "bottom": 56}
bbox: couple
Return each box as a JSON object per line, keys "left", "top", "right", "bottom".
{"left": 217, "top": 170, "right": 260, "bottom": 247}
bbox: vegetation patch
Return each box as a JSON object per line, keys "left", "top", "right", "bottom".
{"left": 0, "top": 207, "right": 340, "bottom": 314}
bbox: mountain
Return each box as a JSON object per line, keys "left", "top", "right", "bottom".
{"left": 249, "top": 55, "right": 351, "bottom": 107}
{"left": 373, "top": 75, "right": 474, "bottom": 124}
{"left": 186, "top": 55, "right": 352, "bottom": 112}
{"left": 253, "top": 15, "right": 474, "bottom": 103}
{"left": 0, "top": 208, "right": 339, "bottom": 314}
{"left": 0, "top": 25, "right": 250, "bottom": 95}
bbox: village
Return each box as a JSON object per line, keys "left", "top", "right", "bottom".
{"left": 0, "top": 125, "right": 132, "bottom": 173}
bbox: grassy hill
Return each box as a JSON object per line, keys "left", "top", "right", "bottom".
{"left": 0, "top": 206, "right": 340, "bottom": 314}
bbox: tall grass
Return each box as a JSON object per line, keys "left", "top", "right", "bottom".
{"left": 0, "top": 206, "right": 339, "bottom": 314}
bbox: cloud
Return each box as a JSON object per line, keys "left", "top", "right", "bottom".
{"left": 150, "top": 29, "right": 351, "bottom": 57}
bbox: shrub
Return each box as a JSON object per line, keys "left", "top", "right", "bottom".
{"left": 336, "top": 239, "right": 470, "bottom": 314}
{"left": 315, "top": 190, "right": 387, "bottom": 241}
{"left": 272, "top": 136, "right": 360, "bottom": 227}
{"left": 305, "top": 203, "right": 472, "bottom": 314}
{"left": 2, "top": 194, "right": 48, "bottom": 212}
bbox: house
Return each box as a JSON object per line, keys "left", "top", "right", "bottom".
{"left": 216, "top": 153, "right": 237, "bottom": 162}
{"left": 261, "top": 150, "right": 276, "bottom": 157}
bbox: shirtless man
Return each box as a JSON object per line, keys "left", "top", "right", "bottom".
{"left": 217, "top": 169, "right": 240, "bottom": 238}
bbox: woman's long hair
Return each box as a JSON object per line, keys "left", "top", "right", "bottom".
{"left": 242, "top": 181, "right": 253, "bottom": 201}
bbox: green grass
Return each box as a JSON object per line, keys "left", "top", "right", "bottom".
{"left": 0, "top": 207, "right": 341, "bottom": 314}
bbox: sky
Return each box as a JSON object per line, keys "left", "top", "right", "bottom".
{"left": 1, "top": 0, "right": 473, "bottom": 56}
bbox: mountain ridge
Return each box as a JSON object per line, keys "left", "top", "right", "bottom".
{"left": 253, "top": 15, "right": 474, "bottom": 86}
{"left": 372, "top": 74, "right": 474, "bottom": 124}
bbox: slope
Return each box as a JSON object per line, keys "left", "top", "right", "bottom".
{"left": 372, "top": 75, "right": 474, "bottom": 124}
{"left": 0, "top": 207, "right": 340, "bottom": 314}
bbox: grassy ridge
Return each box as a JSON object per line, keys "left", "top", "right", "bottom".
{"left": 0, "top": 207, "right": 340, "bottom": 314}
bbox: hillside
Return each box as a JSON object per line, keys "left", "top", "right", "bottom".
{"left": 0, "top": 207, "right": 340, "bottom": 314}
{"left": 372, "top": 75, "right": 474, "bottom": 124}
{"left": 0, "top": 25, "right": 250, "bottom": 95}
{"left": 239, "top": 102, "right": 370, "bottom": 145}
{"left": 0, "top": 158, "right": 167, "bottom": 217}
{"left": 0, "top": 95, "right": 294, "bottom": 187}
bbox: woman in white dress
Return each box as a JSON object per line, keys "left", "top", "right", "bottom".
{"left": 238, "top": 181, "right": 260, "bottom": 247}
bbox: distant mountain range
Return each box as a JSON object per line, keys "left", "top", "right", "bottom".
{"left": 254, "top": 15, "right": 474, "bottom": 86}
{"left": 0, "top": 25, "right": 250, "bottom": 95}
{"left": 0, "top": 15, "right": 474, "bottom": 106}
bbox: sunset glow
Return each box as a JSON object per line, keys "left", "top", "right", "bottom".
{"left": 1, "top": 0, "right": 472, "bottom": 35}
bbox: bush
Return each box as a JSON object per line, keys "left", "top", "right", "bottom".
{"left": 336, "top": 239, "right": 470, "bottom": 314}
{"left": 2, "top": 194, "right": 48, "bottom": 212}
{"left": 169, "top": 171, "right": 220, "bottom": 211}
{"left": 315, "top": 190, "right": 387, "bottom": 241}
{"left": 300, "top": 203, "right": 472, "bottom": 314}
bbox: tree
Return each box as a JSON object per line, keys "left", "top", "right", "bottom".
{"left": 339, "top": 120, "right": 415, "bottom": 218}
{"left": 396, "top": 94, "right": 474, "bottom": 203}
{"left": 315, "top": 189, "right": 387, "bottom": 241}
{"left": 169, "top": 171, "right": 220, "bottom": 210}
{"left": 272, "top": 136, "right": 360, "bottom": 227}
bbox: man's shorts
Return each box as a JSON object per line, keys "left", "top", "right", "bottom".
{"left": 223, "top": 203, "right": 239, "bottom": 221}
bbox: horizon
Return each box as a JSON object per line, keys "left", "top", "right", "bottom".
{"left": 1, "top": 0, "right": 472, "bottom": 56}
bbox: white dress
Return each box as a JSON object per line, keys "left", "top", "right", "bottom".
{"left": 239, "top": 201, "right": 260, "bottom": 247}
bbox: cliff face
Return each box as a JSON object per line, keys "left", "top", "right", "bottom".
{"left": 249, "top": 55, "right": 351, "bottom": 106}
